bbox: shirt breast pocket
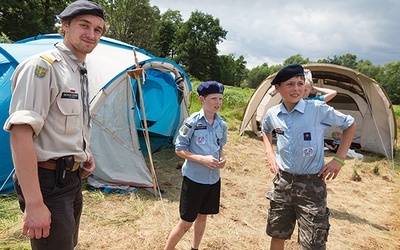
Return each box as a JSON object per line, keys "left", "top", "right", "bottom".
{"left": 55, "top": 98, "right": 81, "bottom": 135}
{"left": 216, "top": 129, "right": 224, "bottom": 146}
{"left": 194, "top": 130, "right": 208, "bottom": 145}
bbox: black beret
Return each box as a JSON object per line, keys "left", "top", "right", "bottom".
{"left": 271, "top": 64, "right": 304, "bottom": 85}
{"left": 197, "top": 81, "right": 224, "bottom": 96}
{"left": 59, "top": 0, "right": 106, "bottom": 20}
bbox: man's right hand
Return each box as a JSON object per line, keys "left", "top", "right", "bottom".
{"left": 23, "top": 202, "right": 51, "bottom": 239}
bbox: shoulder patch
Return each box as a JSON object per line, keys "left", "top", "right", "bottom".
{"left": 34, "top": 65, "right": 48, "bottom": 78}
{"left": 182, "top": 127, "right": 189, "bottom": 135}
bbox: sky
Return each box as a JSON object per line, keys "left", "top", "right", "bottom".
{"left": 150, "top": 0, "right": 400, "bottom": 69}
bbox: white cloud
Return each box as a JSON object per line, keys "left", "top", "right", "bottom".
{"left": 151, "top": 0, "right": 400, "bottom": 69}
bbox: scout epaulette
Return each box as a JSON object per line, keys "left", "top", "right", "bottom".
{"left": 36, "top": 52, "right": 62, "bottom": 78}
{"left": 40, "top": 51, "right": 62, "bottom": 65}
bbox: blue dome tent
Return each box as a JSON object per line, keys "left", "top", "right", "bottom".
{"left": 0, "top": 34, "right": 191, "bottom": 194}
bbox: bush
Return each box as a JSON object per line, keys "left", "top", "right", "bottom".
{"left": 188, "top": 84, "right": 254, "bottom": 131}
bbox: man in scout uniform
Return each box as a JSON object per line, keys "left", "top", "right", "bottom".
{"left": 3, "top": 1, "right": 108, "bottom": 249}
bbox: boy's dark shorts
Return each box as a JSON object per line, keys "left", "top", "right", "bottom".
{"left": 179, "top": 176, "right": 221, "bottom": 222}
{"left": 266, "top": 171, "right": 330, "bottom": 249}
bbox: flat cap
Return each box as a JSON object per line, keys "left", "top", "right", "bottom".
{"left": 59, "top": 0, "right": 106, "bottom": 20}
{"left": 197, "top": 81, "right": 224, "bottom": 96}
{"left": 271, "top": 64, "right": 304, "bottom": 85}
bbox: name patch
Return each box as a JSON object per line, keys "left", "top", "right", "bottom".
{"left": 61, "top": 92, "right": 79, "bottom": 99}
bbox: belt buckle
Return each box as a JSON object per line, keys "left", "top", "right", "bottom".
{"left": 72, "top": 162, "right": 80, "bottom": 171}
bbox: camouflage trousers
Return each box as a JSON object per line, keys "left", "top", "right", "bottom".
{"left": 266, "top": 171, "right": 330, "bottom": 250}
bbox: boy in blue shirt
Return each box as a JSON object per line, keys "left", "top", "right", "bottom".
{"left": 164, "top": 81, "right": 227, "bottom": 250}
{"left": 262, "top": 64, "right": 356, "bottom": 250}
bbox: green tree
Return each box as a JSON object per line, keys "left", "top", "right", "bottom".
{"left": 356, "top": 59, "right": 381, "bottom": 81}
{"left": 377, "top": 61, "right": 400, "bottom": 104}
{"left": 318, "top": 53, "right": 358, "bottom": 69}
{"left": 0, "top": 0, "right": 68, "bottom": 41}
{"left": 336, "top": 53, "right": 357, "bottom": 69}
{"left": 216, "top": 54, "right": 247, "bottom": 87}
{"left": 175, "top": 11, "right": 227, "bottom": 81}
{"left": 283, "top": 54, "right": 310, "bottom": 65}
{"left": 98, "top": 0, "right": 161, "bottom": 55}
{"left": 234, "top": 55, "right": 248, "bottom": 87}
{"left": 0, "top": 32, "right": 13, "bottom": 43}
{"left": 157, "top": 10, "right": 183, "bottom": 59}
{"left": 245, "top": 63, "right": 273, "bottom": 88}
{"left": 218, "top": 54, "right": 236, "bottom": 86}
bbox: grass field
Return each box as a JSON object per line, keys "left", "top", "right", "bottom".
{"left": 1, "top": 85, "right": 399, "bottom": 250}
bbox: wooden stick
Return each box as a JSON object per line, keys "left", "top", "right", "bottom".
{"left": 127, "top": 49, "right": 158, "bottom": 198}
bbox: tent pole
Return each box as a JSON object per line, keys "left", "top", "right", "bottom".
{"left": 127, "top": 50, "right": 158, "bottom": 198}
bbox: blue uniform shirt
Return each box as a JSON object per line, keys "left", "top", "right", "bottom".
{"left": 175, "top": 109, "right": 227, "bottom": 184}
{"left": 262, "top": 99, "right": 354, "bottom": 174}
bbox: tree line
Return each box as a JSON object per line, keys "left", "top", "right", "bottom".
{"left": 1, "top": 0, "right": 399, "bottom": 104}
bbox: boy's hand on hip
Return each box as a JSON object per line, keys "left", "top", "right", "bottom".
{"left": 318, "top": 161, "right": 342, "bottom": 180}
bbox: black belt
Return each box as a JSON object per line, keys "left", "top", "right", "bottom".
{"left": 279, "top": 170, "right": 321, "bottom": 179}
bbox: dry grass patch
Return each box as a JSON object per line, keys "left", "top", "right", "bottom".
{"left": 79, "top": 132, "right": 400, "bottom": 250}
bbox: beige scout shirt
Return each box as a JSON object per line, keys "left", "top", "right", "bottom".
{"left": 3, "top": 44, "right": 91, "bottom": 162}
